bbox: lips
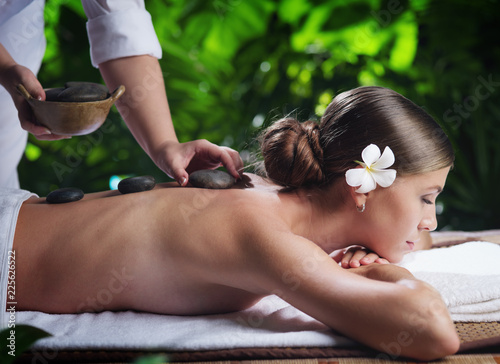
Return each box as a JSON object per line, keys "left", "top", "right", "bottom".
{"left": 406, "top": 241, "right": 415, "bottom": 250}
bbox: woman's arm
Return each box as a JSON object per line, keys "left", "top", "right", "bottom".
{"left": 254, "top": 234, "right": 459, "bottom": 361}
{"left": 98, "top": 55, "right": 243, "bottom": 185}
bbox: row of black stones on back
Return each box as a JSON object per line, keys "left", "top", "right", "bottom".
{"left": 45, "top": 176, "right": 156, "bottom": 204}
{"left": 45, "top": 170, "right": 236, "bottom": 204}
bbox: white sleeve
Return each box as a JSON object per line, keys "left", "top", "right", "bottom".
{"left": 81, "top": 0, "right": 162, "bottom": 68}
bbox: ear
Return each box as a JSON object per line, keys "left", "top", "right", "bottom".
{"left": 348, "top": 186, "right": 368, "bottom": 209}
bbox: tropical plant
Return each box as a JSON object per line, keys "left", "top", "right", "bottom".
{"left": 18, "top": 0, "right": 500, "bottom": 230}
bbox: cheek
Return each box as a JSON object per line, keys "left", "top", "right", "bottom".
{"left": 387, "top": 214, "right": 419, "bottom": 247}
{"left": 364, "top": 193, "right": 421, "bottom": 255}
{"left": 368, "top": 201, "right": 407, "bottom": 234}
{"left": 365, "top": 207, "right": 417, "bottom": 259}
{"left": 378, "top": 198, "right": 420, "bottom": 231}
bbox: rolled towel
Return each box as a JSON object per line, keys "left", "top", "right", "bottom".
{"left": 399, "top": 241, "right": 500, "bottom": 322}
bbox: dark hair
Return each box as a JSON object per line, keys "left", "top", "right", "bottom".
{"left": 260, "top": 86, "right": 454, "bottom": 189}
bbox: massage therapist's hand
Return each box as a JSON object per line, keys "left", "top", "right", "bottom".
{"left": 0, "top": 45, "right": 67, "bottom": 140}
{"left": 155, "top": 139, "right": 244, "bottom": 186}
{"left": 332, "top": 246, "right": 389, "bottom": 269}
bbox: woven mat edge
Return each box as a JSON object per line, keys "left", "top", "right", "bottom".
{"left": 17, "top": 346, "right": 379, "bottom": 363}
{"left": 17, "top": 341, "right": 500, "bottom": 364}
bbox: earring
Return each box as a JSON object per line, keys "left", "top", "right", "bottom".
{"left": 356, "top": 203, "right": 366, "bottom": 213}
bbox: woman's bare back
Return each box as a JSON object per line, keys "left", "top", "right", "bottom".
{"left": 12, "top": 175, "right": 285, "bottom": 315}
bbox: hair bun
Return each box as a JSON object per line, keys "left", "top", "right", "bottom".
{"left": 260, "top": 118, "right": 325, "bottom": 188}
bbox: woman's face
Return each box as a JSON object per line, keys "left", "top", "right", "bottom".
{"left": 362, "top": 167, "right": 450, "bottom": 263}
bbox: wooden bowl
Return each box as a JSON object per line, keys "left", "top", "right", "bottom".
{"left": 17, "top": 84, "right": 125, "bottom": 136}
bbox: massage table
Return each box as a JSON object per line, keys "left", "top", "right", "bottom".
{"left": 16, "top": 230, "right": 500, "bottom": 364}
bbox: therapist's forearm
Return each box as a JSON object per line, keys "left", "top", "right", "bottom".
{"left": 0, "top": 43, "right": 23, "bottom": 93}
{"left": 0, "top": 43, "right": 17, "bottom": 80}
{"left": 98, "top": 55, "right": 178, "bottom": 158}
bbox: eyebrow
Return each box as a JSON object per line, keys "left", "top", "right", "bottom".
{"left": 426, "top": 186, "right": 443, "bottom": 194}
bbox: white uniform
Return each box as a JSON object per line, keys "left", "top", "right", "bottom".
{"left": 0, "top": 0, "right": 162, "bottom": 188}
{"left": 0, "top": 0, "right": 46, "bottom": 188}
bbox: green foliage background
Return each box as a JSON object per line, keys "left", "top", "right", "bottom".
{"left": 18, "top": 0, "right": 500, "bottom": 230}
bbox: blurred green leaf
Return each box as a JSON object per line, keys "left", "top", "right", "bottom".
{"left": 24, "top": 143, "right": 42, "bottom": 162}
{"left": 0, "top": 325, "right": 52, "bottom": 364}
{"left": 389, "top": 12, "right": 418, "bottom": 71}
{"left": 133, "top": 354, "right": 169, "bottom": 364}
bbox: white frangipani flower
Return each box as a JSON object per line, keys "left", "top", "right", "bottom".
{"left": 345, "top": 144, "right": 397, "bottom": 193}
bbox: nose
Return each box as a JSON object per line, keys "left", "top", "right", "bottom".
{"left": 418, "top": 209, "right": 438, "bottom": 232}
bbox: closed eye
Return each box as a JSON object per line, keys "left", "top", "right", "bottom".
{"left": 422, "top": 187, "right": 443, "bottom": 206}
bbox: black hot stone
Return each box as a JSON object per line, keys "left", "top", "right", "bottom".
{"left": 44, "top": 87, "right": 65, "bottom": 101}
{"left": 56, "top": 82, "right": 109, "bottom": 102}
{"left": 46, "top": 187, "right": 84, "bottom": 204}
{"left": 118, "top": 175, "right": 156, "bottom": 194}
{"left": 189, "top": 169, "right": 236, "bottom": 189}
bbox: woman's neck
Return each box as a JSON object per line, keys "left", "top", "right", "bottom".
{"left": 275, "top": 185, "right": 358, "bottom": 254}
{"left": 242, "top": 173, "right": 362, "bottom": 253}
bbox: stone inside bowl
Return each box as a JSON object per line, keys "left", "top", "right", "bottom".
{"left": 45, "top": 82, "right": 110, "bottom": 102}
{"left": 17, "top": 83, "right": 125, "bottom": 136}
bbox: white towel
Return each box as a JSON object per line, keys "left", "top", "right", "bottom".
{"left": 399, "top": 241, "right": 500, "bottom": 322}
{"left": 19, "top": 295, "right": 354, "bottom": 351}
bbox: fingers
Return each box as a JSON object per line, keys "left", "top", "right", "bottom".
{"left": 218, "top": 146, "right": 244, "bottom": 179}
{"left": 359, "top": 252, "right": 385, "bottom": 266}
{"left": 4, "top": 64, "right": 74, "bottom": 141}
{"left": 340, "top": 249, "right": 354, "bottom": 268}
{"left": 34, "top": 133, "right": 72, "bottom": 141}
{"left": 19, "top": 117, "right": 70, "bottom": 140}
{"left": 19, "top": 115, "right": 51, "bottom": 136}
{"left": 176, "top": 141, "right": 243, "bottom": 186}
{"left": 175, "top": 171, "right": 189, "bottom": 187}
{"left": 7, "top": 65, "right": 51, "bottom": 137}
{"left": 342, "top": 248, "right": 373, "bottom": 268}
{"left": 340, "top": 247, "right": 388, "bottom": 269}
{"left": 155, "top": 139, "right": 244, "bottom": 186}
{"left": 19, "top": 74, "right": 45, "bottom": 101}
{"left": 330, "top": 249, "right": 345, "bottom": 263}
{"left": 16, "top": 101, "right": 54, "bottom": 139}
{"left": 191, "top": 141, "right": 244, "bottom": 179}
{"left": 168, "top": 159, "right": 190, "bottom": 187}
{"left": 18, "top": 108, "right": 69, "bottom": 140}
{"left": 153, "top": 140, "right": 192, "bottom": 186}
{"left": 374, "top": 257, "right": 390, "bottom": 265}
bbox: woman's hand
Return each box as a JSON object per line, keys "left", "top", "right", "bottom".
{"left": 153, "top": 139, "right": 244, "bottom": 186}
{"left": 0, "top": 46, "right": 67, "bottom": 140}
{"left": 332, "top": 246, "right": 390, "bottom": 269}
